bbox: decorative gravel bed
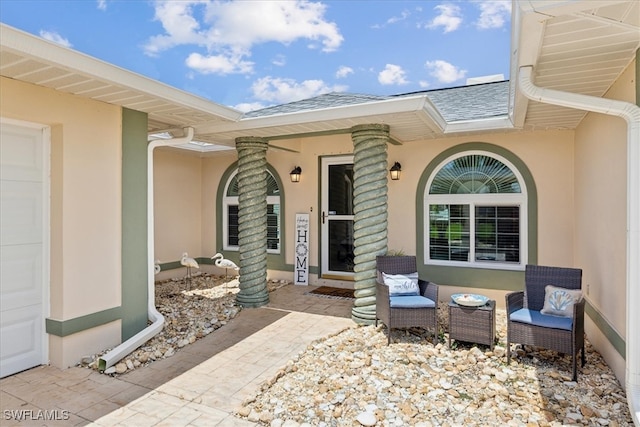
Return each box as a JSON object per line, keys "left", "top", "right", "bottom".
{"left": 79, "top": 280, "right": 632, "bottom": 426}
{"left": 80, "top": 273, "right": 288, "bottom": 375}
{"left": 237, "top": 302, "right": 632, "bottom": 427}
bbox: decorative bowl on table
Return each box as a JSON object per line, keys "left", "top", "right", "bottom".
{"left": 451, "top": 293, "right": 489, "bottom": 307}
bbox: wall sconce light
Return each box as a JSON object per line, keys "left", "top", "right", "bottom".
{"left": 389, "top": 162, "right": 402, "bottom": 180}
{"left": 290, "top": 166, "right": 302, "bottom": 183}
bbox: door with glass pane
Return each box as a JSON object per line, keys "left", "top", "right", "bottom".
{"left": 321, "top": 156, "right": 354, "bottom": 278}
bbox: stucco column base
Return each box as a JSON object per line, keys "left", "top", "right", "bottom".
{"left": 350, "top": 124, "right": 389, "bottom": 325}
{"left": 235, "top": 137, "right": 270, "bottom": 308}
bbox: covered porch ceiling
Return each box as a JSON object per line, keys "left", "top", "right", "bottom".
{"left": 1, "top": 0, "right": 638, "bottom": 155}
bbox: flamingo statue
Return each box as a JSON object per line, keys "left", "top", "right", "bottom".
{"left": 181, "top": 252, "right": 199, "bottom": 287}
{"left": 211, "top": 252, "right": 239, "bottom": 279}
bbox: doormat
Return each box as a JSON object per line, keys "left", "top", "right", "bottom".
{"left": 306, "top": 286, "right": 355, "bottom": 300}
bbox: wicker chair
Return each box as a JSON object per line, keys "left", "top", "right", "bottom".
{"left": 375, "top": 255, "right": 439, "bottom": 344}
{"left": 506, "top": 264, "right": 585, "bottom": 381}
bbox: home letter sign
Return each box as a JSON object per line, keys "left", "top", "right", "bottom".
{"left": 294, "top": 213, "right": 309, "bottom": 285}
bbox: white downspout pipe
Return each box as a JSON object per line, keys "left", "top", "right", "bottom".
{"left": 519, "top": 65, "right": 640, "bottom": 424}
{"left": 99, "top": 127, "right": 195, "bottom": 371}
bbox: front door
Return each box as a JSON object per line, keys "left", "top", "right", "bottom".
{"left": 321, "top": 155, "right": 354, "bottom": 279}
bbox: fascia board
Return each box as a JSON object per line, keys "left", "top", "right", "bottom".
{"left": 197, "top": 95, "right": 445, "bottom": 134}
{"left": 0, "top": 24, "right": 243, "bottom": 121}
{"left": 443, "top": 116, "right": 514, "bottom": 134}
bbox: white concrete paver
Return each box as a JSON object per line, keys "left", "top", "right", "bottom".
{"left": 89, "top": 311, "right": 353, "bottom": 426}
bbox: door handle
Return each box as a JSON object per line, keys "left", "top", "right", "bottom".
{"left": 322, "top": 211, "right": 327, "bottom": 224}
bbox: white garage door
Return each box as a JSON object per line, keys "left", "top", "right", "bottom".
{"left": 0, "top": 120, "right": 49, "bottom": 378}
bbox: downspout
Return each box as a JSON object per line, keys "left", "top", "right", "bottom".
{"left": 99, "top": 127, "right": 195, "bottom": 371}
{"left": 519, "top": 65, "right": 640, "bottom": 424}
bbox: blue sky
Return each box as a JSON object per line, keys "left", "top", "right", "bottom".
{"left": 0, "top": 0, "right": 512, "bottom": 112}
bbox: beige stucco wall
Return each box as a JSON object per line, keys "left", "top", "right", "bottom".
{"left": 201, "top": 153, "right": 233, "bottom": 258}
{"left": 389, "top": 130, "right": 576, "bottom": 269}
{"left": 156, "top": 128, "right": 577, "bottom": 279}
{"left": 274, "top": 134, "right": 354, "bottom": 269}
{"left": 49, "top": 321, "right": 121, "bottom": 369}
{"left": 573, "top": 63, "right": 635, "bottom": 381}
{"left": 153, "top": 148, "right": 203, "bottom": 264}
{"left": 1, "top": 76, "right": 122, "bottom": 367}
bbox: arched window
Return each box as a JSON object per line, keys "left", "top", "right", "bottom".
{"left": 425, "top": 151, "right": 527, "bottom": 269}
{"left": 223, "top": 170, "right": 281, "bottom": 253}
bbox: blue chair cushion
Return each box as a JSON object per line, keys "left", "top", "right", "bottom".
{"left": 389, "top": 295, "right": 436, "bottom": 309}
{"left": 510, "top": 308, "right": 573, "bottom": 331}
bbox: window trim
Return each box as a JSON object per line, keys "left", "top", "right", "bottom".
{"left": 222, "top": 169, "right": 282, "bottom": 254}
{"left": 424, "top": 150, "right": 528, "bottom": 271}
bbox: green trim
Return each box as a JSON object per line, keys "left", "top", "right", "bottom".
{"left": 415, "top": 142, "right": 538, "bottom": 288}
{"left": 160, "top": 259, "right": 319, "bottom": 276}
{"left": 46, "top": 307, "right": 121, "bottom": 337}
{"left": 423, "top": 266, "right": 524, "bottom": 291}
{"left": 585, "top": 301, "right": 626, "bottom": 359}
{"left": 158, "top": 261, "right": 183, "bottom": 271}
{"left": 215, "top": 161, "right": 287, "bottom": 271}
{"left": 121, "top": 108, "right": 148, "bottom": 340}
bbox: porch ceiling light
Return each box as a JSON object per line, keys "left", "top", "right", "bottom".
{"left": 290, "top": 166, "right": 302, "bottom": 183}
{"left": 390, "top": 162, "right": 402, "bottom": 181}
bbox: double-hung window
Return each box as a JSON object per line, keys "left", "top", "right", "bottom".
{"left": 223, "top": 170, "right": 281, "bottom": 253}
{"left": 425, "top": 152, "right": 526, "bottom": 269}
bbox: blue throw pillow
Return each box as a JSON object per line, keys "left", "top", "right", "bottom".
{"left": 540, "top": 284, "right": 582, "bottom": 318}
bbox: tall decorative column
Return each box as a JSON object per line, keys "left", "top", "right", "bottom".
{"left": 235, "top": 137, "right": 270, "bottom": 307}
{"left": 350, "top": 124, "right": 389, "bottom": 324}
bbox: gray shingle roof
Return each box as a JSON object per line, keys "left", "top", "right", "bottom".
{"left": 416, "top": 81, "right": 509, "bottom": 122}
{"left": 243, "top": 92, "right": 390, "bottom": 118}
{"left": 244, "top": 81, "right": 509, "bottom": 123}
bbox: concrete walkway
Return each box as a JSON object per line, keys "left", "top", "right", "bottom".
{"left": 0, "top": 285, "right": 355, "bottom": 426}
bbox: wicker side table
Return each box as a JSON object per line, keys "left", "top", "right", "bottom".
{"left": 448, "top": 299, "right": 496, "bottom": 349}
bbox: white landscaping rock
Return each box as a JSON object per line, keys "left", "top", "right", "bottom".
{"left": 356, "top": 411, "right": 377, "bottom": 426}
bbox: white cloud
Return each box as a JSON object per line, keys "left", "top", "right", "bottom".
{"left": 145, "top": 0, "right": 343, "bottom": 76}
{"left": 418, "top": 80, "right": 430, "bottom": 89}
{"left": 97, "top": 0, "right": 107, "bottom": 11}
{"left": 378, "top": 64, "right": 408, "bottom": 85}
{"left": 475, "top": 0, "right": 511, "bottom": 29}
{"left": 372, "top": 9, "right": 411, "bottom": 29}
{"left": 39, "top": 30, "right": 72, "bottom": 48}
{"left": 233, "top": 102, "right": 267, "bottom": 113}
{"left": 185, "top": 52, "right": 254, "bottom": 75}
{"left": 251, "top": 76, "right": 346, "bottom": 103}
{"left": 426, "top": 3, "right": 462, "bottom": 33}
{"left": 336, "top": 66, "right": 354, "bottom": 79}
{"left": 272, "top": 54, "right": 286, "bottom": 67}
{"left": 425, "top": 60, "right": 467, "bottom": 84}
{"left": 203, "top": 1, "right": 342, "bottom": 52}
{"left": 144, "top": 1, "right": 208, "bottom": 56}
